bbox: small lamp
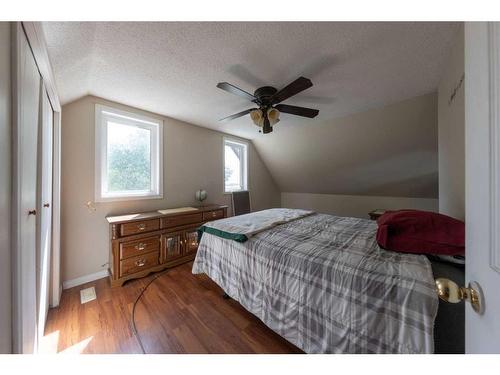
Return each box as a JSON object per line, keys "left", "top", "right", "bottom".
{"left": 195, "top": 189, "right": 207, "bottom": 206}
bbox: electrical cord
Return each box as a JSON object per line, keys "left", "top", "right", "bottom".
{"left": 130, "top": 270, "right": 168, "bottom": 354}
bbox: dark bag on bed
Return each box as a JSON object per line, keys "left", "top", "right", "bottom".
{"left": 376, "top": 209, "right": 465, "bottom": 255}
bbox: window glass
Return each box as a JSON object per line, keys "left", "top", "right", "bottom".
{"left": 95, "top": 105, "right": 162, "bottom": 201}
{"left": 224, "top": 139, "right": 247, "bottom": 193}
{"left": 106, "top": 121, "right": 151, "bottom": 193}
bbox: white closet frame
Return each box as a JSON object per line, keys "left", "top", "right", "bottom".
{"left": 11, "top": 22, "right": 62, "bottom": 353}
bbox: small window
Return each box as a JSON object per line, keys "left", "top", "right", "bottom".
{"left": 224, "top": 138, "right": 248, "bottom": 193}
{"left": 95, "top": 105, "right": 163, "bottom": 202}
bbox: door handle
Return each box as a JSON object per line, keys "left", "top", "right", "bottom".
{"left": 43, "top": 203, "right": 50, "bottom": 208}
{"left": 28, "top": 209, "right": 37, "bottom": 216}
{"left": 435, "top": 278, "right": 484, "bottom": 314}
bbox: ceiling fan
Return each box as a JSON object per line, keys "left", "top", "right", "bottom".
{"left": 216, "top": 76, "right": 319, "bottom": 134}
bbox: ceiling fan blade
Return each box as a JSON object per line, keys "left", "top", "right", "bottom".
{"left": 270, "top": 77, "right": 313, "bottom": 104}
{"left": 219, "top": 108, "right": 256, "bottom": 122}
{"left": 275, "top": 104, "right": 319, "bottom": 118}
{"left": 216, "top": 82, "right": 257, "bottom": 102}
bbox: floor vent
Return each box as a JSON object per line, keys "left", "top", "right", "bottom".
{"left": 80, "top": 287, "right": 97, "bottom": 304}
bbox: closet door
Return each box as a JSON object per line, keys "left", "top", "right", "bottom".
{"left": 14, "top": 28, "right": 41, "bottom": 354}
{"left": 36, "top": 87, "right": 53, "bottom": 343}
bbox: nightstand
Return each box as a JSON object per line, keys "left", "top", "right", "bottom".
{"left": 369, "top": 209, "right": 386, "bottom": 220}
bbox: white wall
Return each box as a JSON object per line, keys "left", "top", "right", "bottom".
{"left": 282, "top": 192, "right": 438, "bottom": 219}
{"left": 60, "top": 96, "right": 280, "bottom": 283}
{"left": 438, "top": 25, "right": 465, "bottom": 220}
{"left": 0, "top": 22, "right": 12, "bottom": 353}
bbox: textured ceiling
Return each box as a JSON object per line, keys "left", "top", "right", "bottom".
{"left": 42, "top": 22, "right": 459, "bottom": 140}
{"left": 42, "top": 22, "right": 460, "bottom": 198}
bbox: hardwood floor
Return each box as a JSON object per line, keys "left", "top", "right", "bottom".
{"left": 42, "top": 262, "right": 302, "bottom": 354}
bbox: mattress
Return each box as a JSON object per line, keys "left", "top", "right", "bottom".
{"left": 192, "top": 211, "right": 439, "bottom": 353}
{"left": 429, "top": 258, "right": 465, "bottom": 354}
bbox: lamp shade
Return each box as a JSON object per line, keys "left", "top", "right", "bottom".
{"left": 250, "top": 109, "right": 264, "bottom": 127}
{"left": 250, "top": 108, "right": 280, "bottom": 128}
{"left": 195, "top": 189, "right": 207, "bottom": 202}
{"left": 267, "top": 108, "right": 280, "bottom": 126}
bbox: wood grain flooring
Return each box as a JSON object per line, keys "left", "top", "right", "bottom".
{"left": 42, "top": 262, "right": 302, "bottom": 354}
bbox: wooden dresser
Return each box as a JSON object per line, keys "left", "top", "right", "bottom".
{"left": 106, "top": 205, "right": 227, "bottom": 287}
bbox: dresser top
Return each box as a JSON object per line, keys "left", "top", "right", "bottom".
{"left": 106, "top": 204, "right": 228, "bottom": 224}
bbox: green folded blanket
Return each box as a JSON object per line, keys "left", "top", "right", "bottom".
{"left": 197, "top": 208, "right": 314, "bottom": 243}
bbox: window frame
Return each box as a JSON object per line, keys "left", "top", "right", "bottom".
{"left": 95, "top": 104, "right": 163, "bottom": 202}
{"left": 223, "top": 137, "right": 249, "bottom": 194}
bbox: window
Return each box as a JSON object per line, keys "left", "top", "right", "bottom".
{"left": 224, "top": 138, "right": 248, "bottom": 193}
{"left": 95, "top": 105, "right": 163, "bottom": 201}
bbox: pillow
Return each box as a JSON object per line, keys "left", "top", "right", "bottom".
{"left": 376, "top": 209, "right": 465, "bottom": 255}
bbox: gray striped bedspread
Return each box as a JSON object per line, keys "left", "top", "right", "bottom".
{"left": 192, "top": 212, "right": 438, "bottom": 353}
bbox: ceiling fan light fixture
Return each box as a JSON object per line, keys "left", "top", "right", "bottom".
{"left": 216, "top": 77, "right": 318, "bottom": 134}
{"left": 267, "top": 108, "right": 280, "bottom": 126}
{"left": 250, "top": 109, "right": 264, "bottom": 127}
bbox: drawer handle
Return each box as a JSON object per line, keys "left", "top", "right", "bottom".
{"left": 212, "top": 212, "right": 217, "bottom": 217}
{"left": 137, "top": 224, "right": 146, "bottom": 231}
{"left": 134, "top": 243, "right": 146, "bottom": 251}
{"left": 135, "top": 259, "right": 146, "bottom": 267}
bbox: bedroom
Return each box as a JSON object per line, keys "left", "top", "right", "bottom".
{"left": 1, "top": 0, "right": 500, "bottom": 369}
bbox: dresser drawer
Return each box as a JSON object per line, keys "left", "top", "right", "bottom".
{"left": 119, "top": 235, "right": 160, "bottom": 260}
{"left": 119, "top": 251, "right": 159, "bottom": 277}
{"left": 203, "top": 209, "right": 224, "bottom": 221}
{"left": 120, "top": 219, "right": 160, "bottom": 237}
{"left": 161, "top": 213, "right": 203, "bottom": 229}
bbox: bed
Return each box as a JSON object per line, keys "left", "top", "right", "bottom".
{"left": 192, "top": 209, "right": 439, "bottom": 354}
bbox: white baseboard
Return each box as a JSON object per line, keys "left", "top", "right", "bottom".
{"left": 49, "top": 285, "right": 63, "bottom": 308}
{"left": 62, "top": 269, "right": 109, "bottom": 290}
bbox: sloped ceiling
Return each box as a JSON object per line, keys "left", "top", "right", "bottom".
{"left": 42, "top": 22, "right": 459, "bottom": 198}
{"left": 255, "top": 92, "right": 438, "bottom": 198}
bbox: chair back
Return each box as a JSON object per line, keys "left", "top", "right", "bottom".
{"left": 231, "top": 190, "right": 251, "bottom": 216}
